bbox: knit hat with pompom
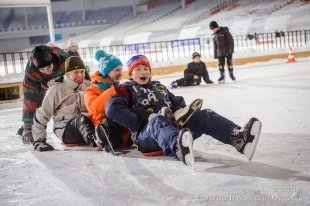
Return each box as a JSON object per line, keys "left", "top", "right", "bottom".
{"left": 95, "top": 50, "right": 122, "bottom": 77}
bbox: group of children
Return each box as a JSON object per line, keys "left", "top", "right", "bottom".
{"left": 20, "top": 44, "right": 262, "bottom": 165}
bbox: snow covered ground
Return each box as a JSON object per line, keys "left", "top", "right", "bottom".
{"left": 0, "top": 58, "right": 309, "bottom": 206}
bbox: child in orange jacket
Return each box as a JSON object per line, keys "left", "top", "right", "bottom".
{"left": 85, "top": 50, "right": 131, "bottom": 150}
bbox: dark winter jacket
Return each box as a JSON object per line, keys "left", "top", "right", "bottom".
{"left": 105, "top": 80, "right": 186, "bottom": 133}
{"left": 66, "top": 50, "right": 80, "bottom": 57}
{"left": 22, "top": 46, "right": 69, "bottom": 125}
{"left": 185, "top": 61, "right": 211, "bottom": 85}
{"left": 213, "top": 27, "right": 234, "bottom": 58}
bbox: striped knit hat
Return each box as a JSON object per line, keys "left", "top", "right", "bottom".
{"left": 127, "top": 54, "right": 151, "bottom": 76}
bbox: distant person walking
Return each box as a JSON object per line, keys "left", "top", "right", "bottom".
{"left": 210, "top": 21, "right": 235, "bottom": 83}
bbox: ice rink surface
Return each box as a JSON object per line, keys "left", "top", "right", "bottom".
{"left": 0, "top": 59, "right": 309, "bottom": 205}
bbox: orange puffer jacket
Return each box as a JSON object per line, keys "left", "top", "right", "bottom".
{"left": 84, "top": 71, "right": 117, "bottom": 126}
{"left": 85, "top": 71, "right": 132, "bottom": 148}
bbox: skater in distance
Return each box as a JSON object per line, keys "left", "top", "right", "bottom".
{"left": 210, "top": 20, "right": 236, "bottom": 83}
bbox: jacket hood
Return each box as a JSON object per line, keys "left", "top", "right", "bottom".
{"left": 220, "top": 27, "right": 229, "bottom": 32}
{"left": 47, "top": 76, "right": 63, "bottom": 87}
{"left": 47, "top": 75, "right": 90, "bottom": 88}
{"left": 212, "top": 26, "right": 229, "bottom": 35}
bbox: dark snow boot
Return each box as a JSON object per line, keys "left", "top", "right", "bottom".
{"left": 17, "top": 125, "right": 23, "bottom": 136}
{"left": 228, "top": 68, "right": 236, "bottom": 81}
{"left": 170, "top": 81, "right": 178, "bottom": 89}
{"left": 175, "top": 128, "right": 195, "bottom": 169}
{"left": 218, "top": 73, "right": 225, "bottom": 84}
{"left": 95, "top": 124, "right": 116, "bottom": 155}
{"left": 205, "top": 79, "right": 214, "bottom": 84}
{"left": 174, "top": 99, "right": 203, "bottom": 128}
{"left": 230, "top": 117, "right": 262, "bottom": 160}
{"left": 204, "top": 72, "right": 214, "bottom": 84}
{"left": 229, "top": 72, "right": 236, "bottom": 81}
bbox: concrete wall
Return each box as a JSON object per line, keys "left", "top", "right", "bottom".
{"left": 0, "top": 24, "right": 104, "bottom": 52}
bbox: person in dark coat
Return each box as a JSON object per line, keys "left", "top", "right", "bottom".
{"left": 210, "top": 21, "right": 235, "bottom": 83}
{"left": 170, "top": 52, "right": 213, "bottom": 88}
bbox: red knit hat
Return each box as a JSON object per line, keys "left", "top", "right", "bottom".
{"left": 127, "top": 54, "right": 151, "bottom": 75}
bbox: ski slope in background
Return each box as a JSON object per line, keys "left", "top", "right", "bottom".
{"left": 0, "top": 59, "right": 309, "bottom": 206}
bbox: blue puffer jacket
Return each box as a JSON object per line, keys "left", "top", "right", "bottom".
{"left": 105, "top": 80, "right": 186, "bottom": 133}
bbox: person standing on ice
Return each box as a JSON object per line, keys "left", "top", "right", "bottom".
{"left": 169, "top": 52, "right": 213, "bottom": 89}
{"left": 31, "top": 56, "right": 98, "bottom": 151}
{"left": 18, "top": 45, "right": 69, "bottom": 144}
{"left": 210, "top": 21, "right": 235, "bottom": 83}
{"left": 105, "top": 54, "right": 262, "bottom": 165}
{"left": 65, "top": 38, "right": 80, "bottom": 57}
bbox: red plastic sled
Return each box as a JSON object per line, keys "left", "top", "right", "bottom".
{"left": 61, "top": 143, "right": 87, "bottom": 147}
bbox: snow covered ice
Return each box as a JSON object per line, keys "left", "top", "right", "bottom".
{"left": 0, "top": 59, "right": 309, "bottom": 205}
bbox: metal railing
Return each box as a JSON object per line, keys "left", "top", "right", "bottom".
{"left": 1, "top": 29, "right": 309, "bottom": 77}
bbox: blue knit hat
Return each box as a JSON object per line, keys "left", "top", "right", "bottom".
{"left": 95, "top": 50, "right": 122, "bottom": 77}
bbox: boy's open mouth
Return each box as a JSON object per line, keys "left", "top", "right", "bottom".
{"left": 140, "top": 77, "right": 147, "bottom": 81}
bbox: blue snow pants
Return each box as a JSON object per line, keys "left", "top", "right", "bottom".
{"left": 137, "top": 109, "right": 239, "bottom": 155}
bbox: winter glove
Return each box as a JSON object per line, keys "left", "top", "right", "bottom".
{"left": 33, "top": 140, "right": 54, "bottom": 152}
{"left": 114, "top": 85, "right": 131, "bottom": 101}
{"left": 22, "top": 124, "right": 34, "bottom": 144}
{"left": 132, "top": 107, "right": 154, "bottom": 123}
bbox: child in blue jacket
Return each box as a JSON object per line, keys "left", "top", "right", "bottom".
{"left": 105, "top": 54, "right": 262, "bottom": 164}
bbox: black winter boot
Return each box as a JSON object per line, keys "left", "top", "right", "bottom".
{"left": 95, "top": 124, "right": 116, "bottom": 155}
{"left": 175, "top": 128, "right": 195, "bottom": 168}
{"left": 228, "top": 68, "right": 236, "bottom": 81}
{"left": 218, "top": 74, "right": 225, "bottom": 83}
{"left": 87, "top": 134, "right": 98, "bottom": 148}
{"left": 230, "top": 117, "right": 262, "bottom": 160}
{"left": 229, "top": 72, "right": 236, "bottom": 81}
{"left": 205, "top": 79, "right": 214, "bottom": 84}
{"left": 218, "top": 69, "right": 225, "bottom": 84}
{"left": 17, "top": 125, "right": 23, "bottom": 136}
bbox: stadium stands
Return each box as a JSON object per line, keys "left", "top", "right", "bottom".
{"left": 1, "top": 0, "right": 310, "bottom": 50}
